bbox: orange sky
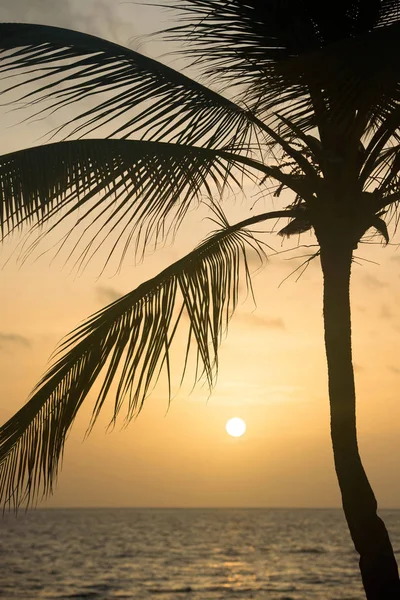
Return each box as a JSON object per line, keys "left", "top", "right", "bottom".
{"left": 0, "top": 0, "right": 400, "bottom": 509}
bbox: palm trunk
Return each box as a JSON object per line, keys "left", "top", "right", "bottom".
{"left": 320, "top": 242, "right": 400, "bottom": 599}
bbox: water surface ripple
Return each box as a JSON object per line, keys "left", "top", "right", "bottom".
{"left": 2, "top": 508, "right": 400, "bottom": 599}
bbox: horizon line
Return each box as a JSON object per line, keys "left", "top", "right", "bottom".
{"left": 31, "top": 505, "right": 400, "bottom": 510}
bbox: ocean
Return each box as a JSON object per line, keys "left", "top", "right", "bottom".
{"left": 1, "top": 508, "right": 400, "bottom": 600}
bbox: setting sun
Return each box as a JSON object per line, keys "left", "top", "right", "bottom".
{"left": 226, "top": 418, "right": 246, "bottom": 438}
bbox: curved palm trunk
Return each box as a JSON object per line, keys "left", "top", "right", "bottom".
{"left": 320, "top": 243, "right": 400, "bottom": 599}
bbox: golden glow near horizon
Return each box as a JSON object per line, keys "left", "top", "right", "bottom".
{"left": 226, "top": 418, "right": 246, "bottom": 437}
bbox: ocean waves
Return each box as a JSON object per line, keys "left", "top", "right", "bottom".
{"left": 2, "top": 508, "right": 400, "bottom": 600}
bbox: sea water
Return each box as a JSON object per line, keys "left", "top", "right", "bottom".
{"left": 2, "top": 508, "right": 400, "bottom": 599}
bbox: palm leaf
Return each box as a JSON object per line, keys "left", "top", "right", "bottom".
{"left": 0, "top": 23, "right": 260, "bottom": 148}
{"left": 164, "top": 1, "right": 399, "bottom": 75}
{"left": 166, "top": 0, "right": 397, "bottom": 57}
{"left": 0, "top": 207, "right": 296, "bottom": 509}
{"left": 0, "top": 138, "right": 252, "bottom": 267}
{"left": 163, "top": 2, "right": 400, "bottom": 137}
{"left": 0, "top": 138, "right": 313, "bottom": 268}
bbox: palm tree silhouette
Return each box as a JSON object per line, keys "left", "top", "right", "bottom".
{"left": 0, "top": 2, "right": 400, "bottom": 597}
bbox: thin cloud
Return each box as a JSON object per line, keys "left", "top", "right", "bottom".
{"left": 0, "top": 332, "right": 30, "bottom": 349}
{"left": 380, "top": 304, "right": 394, "bottom": 320}
{"left": 355, "top": 305, "right": 366, "bottom": 313}
{"left": 96, "top": 285, "right": 122, "bottom": 305}
{"left": 388, "top": 366, "right": 400, "bottom": 375}
{"left": 362, "top": 274, "right": 388, "bottom": 289}
{"left": 0, "top": 0, "right": 138, "bottom": 45}
{"left": 245, "top": 248, "right": 267, "bottom": 270}
{"left": 72, "top": 0, "right": 138, "bottom": 43}
{"left": 239, "top": 312, "right": 286, "bottom": 330}
{"left": 0, "top": 0, "right": 76, "bottom": 27}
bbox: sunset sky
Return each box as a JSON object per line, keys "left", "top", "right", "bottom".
{"left": 1, "top": 0, "right": 400, "bottom": 509}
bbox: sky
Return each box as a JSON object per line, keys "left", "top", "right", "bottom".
{"left": 1, "top": 0, "right": 400, "bottom": 509}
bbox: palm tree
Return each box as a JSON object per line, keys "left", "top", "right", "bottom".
{"left": 0, "top": 2, "right": 400, "bottom": 597}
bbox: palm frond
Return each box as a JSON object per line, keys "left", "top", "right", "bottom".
{"left": 0, "top": 138, "right": 313, "bottom": 269}
{"left": 360, "top": 109, "right": 400, "bottom": 187}
{"left": 252, "top": 22, "right": 400, "bottom": 138}
{"left": 373, "top": 146, "right": 400, "bottom": 207}
{"left": 163, "top": 2, "right": 400, "bottom": 137}
{"left": 0, "top": 208, "right": 296, "bottom": 509}
{"left": 0, "top": 23, "right": 260, "bottom": 148}
{"left": 0, "top": 138, "right": 268, "bottom": 267}
{"left": 165, "top": 1, "right": 399, "bottom": 72}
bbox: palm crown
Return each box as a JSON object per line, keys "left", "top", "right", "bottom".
{"left": 1, "top": 3, "right": 400, "bottom": 596}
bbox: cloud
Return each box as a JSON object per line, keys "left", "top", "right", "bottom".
{"left": 70, "top": 0, "right": 138, "bottom": 43}
{"left": 0, "top": 0, "right": 138, "bottom": 44}
{"left": 244, "top": 248, "right": 266, "bottom": 270}
{"left": 0, "top": 0, "right": 76, "bottom": 28}
{"left": 362, "top": 273, "right": 388, "bottom": 289}
{"left": 355, "top": 305, "right": 366, "bottom": 313}
{"left": 380, "top": 304, "right": 394, "bottom": 320}
{"left": 96, "top": 285, "right": 122, "bottom": 305}
{"left": 388, "top": 366, "right": 400, "bottom": 375}
{"left": 200, "top": 381, "right": 302, "bottom": 406}
{"left": 0, "top": 332, "right": 30, "bottom": 349}
{"left": 239, "top": 312, "right": 286, "bottom": 330}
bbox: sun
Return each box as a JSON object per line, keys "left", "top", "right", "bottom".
{"left": 226, "top": 417, "right": 246, "bottom": 437}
